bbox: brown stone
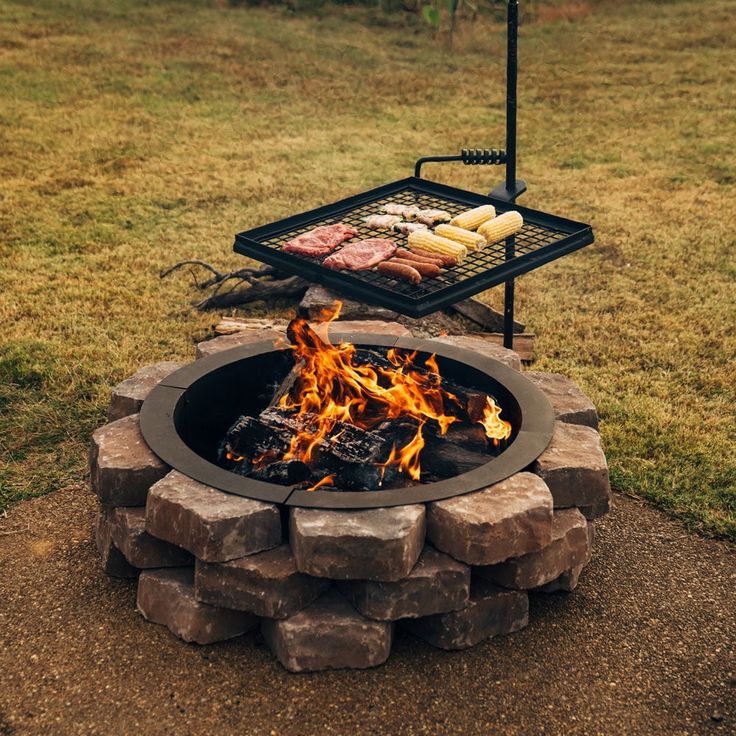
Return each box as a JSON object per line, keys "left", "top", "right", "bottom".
{"left": 95, "top": 506, "right": 138, "bottom": 578}
{"left": 524, "top": 371, "right": 599, "bottom": 429}
{"left": 426, "top": 472, "right": 553, "bottom": 566}
{"left": 196, "top": 329, "right": 283, "bottom": 359}
{"left": 476, "top": 508, "right": 592, "bottom": 589}
{"left": 338, "top": 546, "right": 470, "bottom": 621}
{"left": 432, "top": 335, "right": 521, "bottom": 370}
{"left": 89, "top": 414, "right": 169, "bottom": 507}
{"left": 194, "top": 544, "right": 329, "bottom": 619}
{"left": 107, "top": 361, "right": 183, "bottom": 421}
{"left": 531, "top": 422, "right": 611, "bottom": 510}
{"left": 145, "top": 470, "right": 281, "bottom": 562}
{"left": 299, "top": 285, "right": 399, "bottom": 322}
{"left": 289, "top": 505, "right": 425, "bottom": 582}
{"left": 110, "top": 507, "right": 192, "bottom": 569}
{"left": 136, "top": 568, "right": 257, "bottom": 645}
{"left": 261, "top": 589, "right": 392, "bottom": 672}
{"left": 402, "top": 579, "right": 528, "bottom": 650}
{"left": 536, "top": 564, "right": 585, "bottom": 593}
{"left": 579, "top": 496, "right": 611, "bottom": 520}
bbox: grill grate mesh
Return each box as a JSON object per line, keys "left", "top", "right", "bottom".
{"left": 234, "top": 178, "right": 593, "bottom": 317}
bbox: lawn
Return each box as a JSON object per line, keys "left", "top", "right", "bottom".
{"left": 0, "top": 0, "right": 734, "bottom": 539}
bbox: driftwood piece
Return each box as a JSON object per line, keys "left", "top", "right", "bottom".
{"left": 449, "top": 298, "right": 525, "bottom": 333}
{"left": 194, "top": 276, "right": 308, "bottom": 310}
{"left": 214, "top": 317, "right": 290, "bottom": 335}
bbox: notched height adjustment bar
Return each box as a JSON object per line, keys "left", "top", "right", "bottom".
{"left": 414, "top": 148, "right": 506, "bottom": 178}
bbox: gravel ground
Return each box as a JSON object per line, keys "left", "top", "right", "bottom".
{"left": 1, "top": 487, "right": 734, "bottom": 736}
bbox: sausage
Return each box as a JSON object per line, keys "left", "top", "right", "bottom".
{"left": 377, "top": 261, "right": 422, "bottom": 284}
{"left": 391, "top": 257, "right": 442, "bottom": 278}
{"left": 395, "top": 248, "right": 445, "bottom": 267}
{"left": 408, "top": 246, "right": 458, "bottom": 267}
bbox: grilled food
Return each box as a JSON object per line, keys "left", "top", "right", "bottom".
{"left": 377, "top": 261, "right": 422, "bottom": 284}
{"left": 392, "top": 221, "right": 429, "bottom": 236}
{"left": 382, "top": 203, "right": 420, "bottom": 220}
{"left": 282, "top": 223, "right": 358, "bottom": 257}
{"left": 364, "top": 214, "right": 402, "bottom": 231}
{"left": 407, "top": 246, "right": 458, "bottom": 267}
{"left": 395, "top": 247, "right": 445, "bottom": 266}
{"left": 449, "top": 204, "right": 496, "bottom": 230}
{"left": 416, "top": 208, "right": 451, "bottom": 226}
{"left": 434, "top": 224, "right": 487, "bottom": 252}
{"left": 408, "top": 230, "right": 467, "bottom": 263}
{"left": 477, "top": 211, "right": 524, "bottom": 244}
{"left": 323, "top": 239, "right": 397, "bottom": 271}
{"left": 391, "top": 257, "right": 442, "bottom": 278}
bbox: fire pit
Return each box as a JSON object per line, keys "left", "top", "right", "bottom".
{"left": 90, "top": 321, "right": 611, "bottom": 672}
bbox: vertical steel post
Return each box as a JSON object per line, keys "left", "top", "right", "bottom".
{"left": 503, "top": 0, "right": 519, "bottom": 350}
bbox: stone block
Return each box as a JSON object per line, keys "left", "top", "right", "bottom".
{"left": 324, "top": 320, "right": 411, "bottom": 339}
{"left": 535, "top": 564, "right": 585, "bottom": 593}
{"left": 145, "top": 470, "right": 281, "bottom": 562}
{"left": 194, "top": 544, "right": 329, "bottom": 619}
{"left": 136, "top": 568, "right": 257, "bottom": 645}
{"left": 261, "top": 589, "right": 392, "bottom": 672}
{"left": 476, "top": 508, "right": 592, "bottom": 589}
{"left": 524, "top": 371, "right": 598, "bottom": 429}
{"left": 111, "top": 507, "right": 192, "bottom": 569}
{"left": 196, "top": 329, "right": 283, "bottom": 359}
{"left": 289, "top": 505, "right": 425, "bottom": 582}
{"left": 338, "top": 546, "right": 470, "bottom": 621}
{"left": 95, "top": 506, "right": 138, "bottom": 578}
{"left": 89, "top": 414, "right": 169, "bottom": 507}
{"left": 402, "top": 579, "right": 528, "bottom": 650}
{"left": 432, "top": 335, "right": 521, "bottom": 370}
{"left": 426, "top": 472, "right": 553, "bottom": 566}
{"left": 531, "top": 422, "right": 611, "bottom": 510}
{"left": 108, "top": 361, "right": 183, "bottom": 422}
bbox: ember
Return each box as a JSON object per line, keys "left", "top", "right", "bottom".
{"left": 218, "top": 304, "right": 512, "bottom": 491}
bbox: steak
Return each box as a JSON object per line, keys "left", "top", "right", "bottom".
{"left": 282, "top": 223, "right": 358, "bottom": 257}
{"left": 323, "top": 238, "right": 397, "bottom": 271}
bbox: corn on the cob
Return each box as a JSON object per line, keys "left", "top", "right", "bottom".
{"left": 477, "top": 211, "right": 524, "bottom": 244}
{"left": 408, "top": 230, "right": 468, "bottom": 262}
{"left": 434, "top": 224, "right": 487, "bottom": 252}
{"left": 449, "top": 204, "right": 496, "bottom": 230}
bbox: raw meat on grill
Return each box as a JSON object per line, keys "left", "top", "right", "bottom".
{"left": 415, "top": 208, "right": 451, "bottom": 226}
{"left": 391, "top": 257, "right": 442, "bottom": 278}
{"left": 377, "top": 260, "right": 422, "bottom": 284}
{"left": 382, "top": 203, "right": 420, "bottom": 220}
{"left": 282, "top": 223, "right": 359, "bottom": 257}
{"left": 395, "top": 248, "right": 445, "bottom": 266}
{"left": 323, "top": 238, "right": 397, "bottom": 271}
{"left": 364, "top": 214, "right": 402, "bottom": 231}
{"left": 391, "top": 221, "right": 428, "bottom": 236}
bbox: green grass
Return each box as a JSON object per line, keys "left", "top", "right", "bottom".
{"left": 0, "top": 0, "right": 734, "bottom": 539}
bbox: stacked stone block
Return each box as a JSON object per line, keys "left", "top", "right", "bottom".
{"left": 89, "top": 326, "right": 610, "bottom": 672}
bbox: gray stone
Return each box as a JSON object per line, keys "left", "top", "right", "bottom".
{"left": 95, "top": 506, "right": 138, "bottom": 578}
{"left": 324, "top": 320, "right": 411, "bottom": 340}
{"left": 426, "top": 472, "right": 553, "bottom": 566}
{"left": 110, "top": 507, "right": 192, "bottom": 569}
{"left": 299, "top": 285, "right": 399, "bottom": 322}
{"left": 261, "top": 589, "right": 392, "bottom": 672}
{"left": 524, "top": 371, "right": 599, "bottom": 429}
{"left": 531, "top": 422, "right": 611, "bottom": 510}
{"left": 108, "top": 361, "right": 183, "bottom": 422}
{"left": 289, "top": 505, "right": 425, "bottom": 582}
{"left": 338, "top": 546, "right": 470, "bottom": 621}
{"left": 536, "top": 563, "right": 585, "bottom": 593}
{"left": 432, "top": 335, "right": 521, "bottom": 370}
{"left": 194, "top": 544, "right": 329, "bottom": 619}
{"left": 89, "top": 414, "right": 169, "bottom": 507}
{"left": 145, "top": 470, "right": 281, "bottom": 562}
{"left": 196, "top": 329, "right": 283, "bottom": 359}
{"left": 402, "top": 579, "right": 528, "bottom": 650}
{"left": 136, "top": 568, "right": 257, "bottom": 645}
{"left": 476, "top": 508, "right": 592, "bottom": 589}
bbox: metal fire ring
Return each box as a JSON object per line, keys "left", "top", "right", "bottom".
{"left": 140, "top": 333, "right": 555, "bottom": 510}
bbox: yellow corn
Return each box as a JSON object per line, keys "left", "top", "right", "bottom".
{"left": 408, "top": 230, "right": 468, "bottom": 262}
{"left": 477, "top": 211, "right": 524, "bottom": 244}
{"left": 449, "top": 204, "right": 496, "bottom": 230}
{"left": 434, "top": 224, "right": 487, "bottom": 252}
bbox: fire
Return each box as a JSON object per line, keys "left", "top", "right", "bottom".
{"left": 478, "top": 395, "right": 513, "bottom": 446}
{"left": 272, "top": 302, "right": 511, "bottom": 489}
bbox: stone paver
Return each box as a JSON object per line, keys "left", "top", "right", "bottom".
{"left": 432, "top": 335, "right": 522, "bottom": 370}
{"left": 108, "top": 361, "right": 183, "bottom": 421}
{"left": 524, "top": 371, "right": 599, "bottom": 429}
{"left": 196, "top": 329, "right": 284, "bottom": 359}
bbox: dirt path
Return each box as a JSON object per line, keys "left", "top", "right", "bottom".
{"left": 1, "top": 487, "right": 733, "bottom": 736}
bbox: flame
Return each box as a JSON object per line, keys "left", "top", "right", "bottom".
{"left": 478, "top": 395, "right": 513, "bottom": 446}
{"left": 226, "top": 451, "right": 245, "bottom": 463}
{"left": 307, "top": 474, "right": 336, "bottom": 492}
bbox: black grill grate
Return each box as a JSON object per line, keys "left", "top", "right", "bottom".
{"left": 234, "top": 177, "right": 593, "bottom": 317}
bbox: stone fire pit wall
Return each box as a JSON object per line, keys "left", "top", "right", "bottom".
{"left": 90, "top": 321, "right": 611, "bottom": 673}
